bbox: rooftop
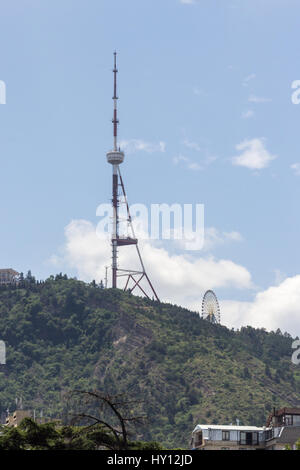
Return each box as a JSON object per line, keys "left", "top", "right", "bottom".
{"left": 271, "top": 426, "right": 300, "bottom": 444}
{"left": 0, "top": 268, "right": 19, "bottom": 274}
{"left": 193, "top": 424, "right": 267, "bottom": 433}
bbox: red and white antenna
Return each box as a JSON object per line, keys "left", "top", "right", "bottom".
{"left": 106, "top": 52, "right": 159, "bottom": 301}
{"left": 112, "top": 51, "right": 118, "bottom": 152}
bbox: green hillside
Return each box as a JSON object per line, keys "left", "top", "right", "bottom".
{"left": 0, "top": 275, "right": 299, "bottom": 448}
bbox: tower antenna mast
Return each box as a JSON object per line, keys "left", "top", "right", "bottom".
{"left": 106, "top": 52, "right": 159, "bottom": 301}
{"left": 113, "top": 51, "right": 118, "bottom": 152}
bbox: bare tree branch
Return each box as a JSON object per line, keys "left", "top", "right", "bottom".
{"left": 68, "top": 390, "right": 147, "bottom": 450}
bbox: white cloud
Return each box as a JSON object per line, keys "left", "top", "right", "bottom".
{"left": 51, "top": 219, "right": 252, "bottom": 306}
{"left": 174, "top": 146, "right": 217, "bottom": 171}
{"left": 120, "top": 139, "right": 166, "bottom": 154}
{"left": 163, "top": 227, "right": 243, "bottom": 253}
{"left": 183, "top": 139, "right": 202, "bottom": 152}
{"left": 291, "top": 163, "right": 300, "bottom": 176}
{"left": 187, "top": 161, "right": 202, "bottom": 171}
{"left": 243, "top": 73, "right": 256, "bottom": 87}
{"left": 173, "top": 154, "right": 202, "bottom": 171}
{"left": 180, "top": 0, "right": 196, "bottom": 4}
{"left": 173, "top": 155, "right": 189, "bottom": 165}
{"left": 231, "top": 138, "right": 277, "bottom": 170}
{"left": 248, "top": 94, "right": 271, "bottom": 103}
{"left": 220, "top": 275, "right": 300, "bottom": 336}
{"left": 224, "top": 231, "right": 243, "bottom": 242}
{"left": 242, "top": 110, "right": 254, "bottom": 119}
{"left": 202, "top": 227, "right": 243, "bottom": 252}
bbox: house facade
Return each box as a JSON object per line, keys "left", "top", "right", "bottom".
{"left": 5, "top": 410, "right": 31, "bottom": 427}
{"left": 0, "top": 269, "right": 19, "bottom": 285}
{"left": 191, "top": 407, "right": 300, "bottom": 450}
{"left": 191, "top": 424, "right": 266, "bottom": 450}
{"left": 264, "top": 408, "right": 300, "bottom": 450}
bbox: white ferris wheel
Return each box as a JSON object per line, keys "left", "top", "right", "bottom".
{"left": 201, "top": 290, "right": 221, "bottom": 324}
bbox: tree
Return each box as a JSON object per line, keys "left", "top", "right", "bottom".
{"left": 19, "top": 418, "right": 64, "bottom": 449}
{"left": 0, "top": 419, "right": 64, "bottom": 450}
{"left": 285, "top": 438, "right": 300, "bottom": 450}
{"left": 0, "top": 415, "right": 162, "bottom": 450}
{"left": 274, "top": 369, "right": 281, "bottom": 383}
{"left": 265, "top": 364, "right": 272, "bottom": 378}
{"left": 243, "top": 367, "right": 251, "bottom": 379}
{"left": 25, "top": 270, "right": 36, "bottom": 285}
{"left": 0, "top": 425, "right": 26, "bottom": 450}
{"left": 69, "top": 390, "right": 160, "bottom": 450}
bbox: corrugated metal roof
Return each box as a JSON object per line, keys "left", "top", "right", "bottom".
{"left": 193, "top": 424, "right": 267, "bottom": 432}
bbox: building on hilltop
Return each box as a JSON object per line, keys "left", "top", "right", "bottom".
{"left": 191, "top": 407, "right": 300, "bottom": 450}
{"left": 5, "top": 410, "right": 31, "bottom": 427}
{"left": 0, "top": 269, "right": 19, "bottom": 285}
{"left": 5, "top": 410, "right": 53, "bottom": 427}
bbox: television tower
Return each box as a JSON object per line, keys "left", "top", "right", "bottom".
{"left": 106, "top": 52, "right": 159, "bottom": 301}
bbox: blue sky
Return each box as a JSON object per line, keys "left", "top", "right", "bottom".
{"left": 0, "top": 0, "right": 300, "bottom": 334}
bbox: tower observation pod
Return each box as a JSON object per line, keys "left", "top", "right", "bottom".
{"left": 105, "top": 52, "right": 159, "bottom": 301}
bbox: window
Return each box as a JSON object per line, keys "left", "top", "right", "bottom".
{"left": 240, "top": 432, "right": 254, "bottom": 445}
{"left": 285, "top": 415, "right": 293, "bottom": 426}
{"left": 265, "top": 429, "right": 273, "bottom": 440}
{"left": 293, "top": 415, "right": 300, "bottom": 426}
{"left": 222, "top": 431, "right": 230, "bottom": 441}
{"left": 239, "top": 432, "right": 259, "bottom": 445}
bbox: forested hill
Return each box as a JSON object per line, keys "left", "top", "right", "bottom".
{"left": 0, "top": 275, "right": 299, "bottom": 448}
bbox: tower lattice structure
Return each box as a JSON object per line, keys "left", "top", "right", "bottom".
{"left": 106, "top": 52, "right": 159, "bottom": 301}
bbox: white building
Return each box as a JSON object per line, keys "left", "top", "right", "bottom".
{"left": 191, "top": 408, "right": 300, "bottom": 450}
{"left": 191, "top": 424, "right": 267, "bottom": 450}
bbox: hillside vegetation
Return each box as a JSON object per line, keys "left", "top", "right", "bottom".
{"left": 0, "top": 275, "right": 299, "bottom": 448}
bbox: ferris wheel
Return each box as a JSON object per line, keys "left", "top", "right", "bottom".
{"left": 201, "top": 290, "right": 221, "bottom": 324}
